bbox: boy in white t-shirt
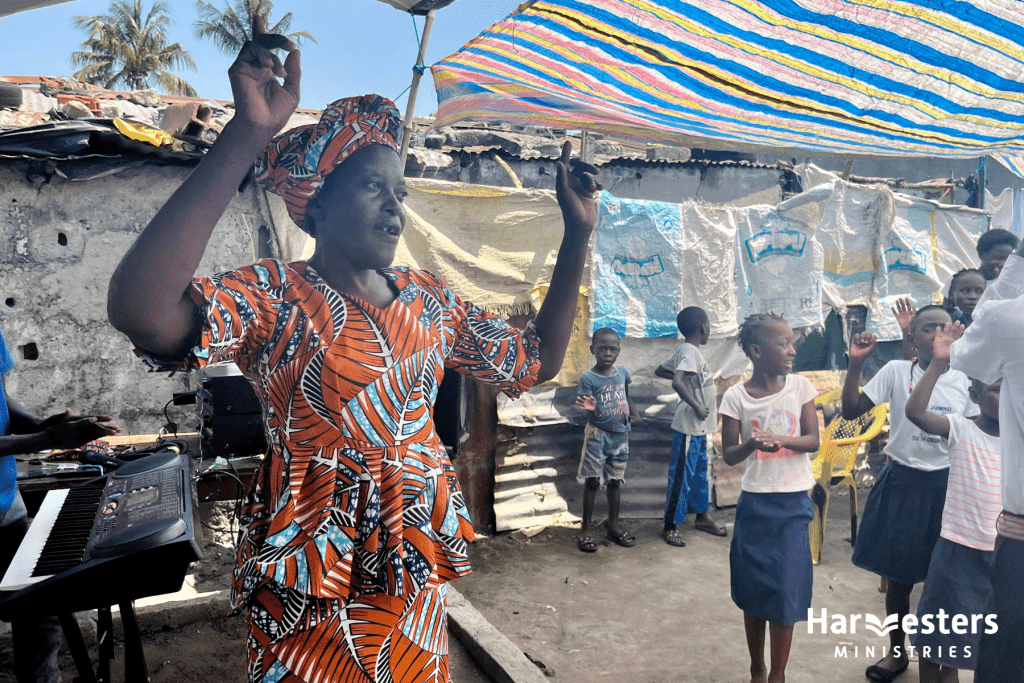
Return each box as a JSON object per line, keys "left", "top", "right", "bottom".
{"left": 905, "top": 322, "right": 1001, "bottom": 682}
{"left": 655, "top": 307, "right": 725, "bottom": 547}
{"left": 842, "top": 305, "right": 978, "bottom": 682}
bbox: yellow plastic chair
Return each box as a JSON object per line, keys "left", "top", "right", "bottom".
{"left": 808, "top": 388, "right": 888, "bottom": 564}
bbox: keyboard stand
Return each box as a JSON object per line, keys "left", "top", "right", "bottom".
{"left": 58, "top": 612, "right": 96, "bottom": 683}
{"left": 119, "top": 601, "right": 150, "bottom": 682}
{"left": 57, "top": 602, "right": 150, "bottom": 683}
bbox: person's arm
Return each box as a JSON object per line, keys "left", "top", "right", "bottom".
{"left": 842, "top": 332, "right": 878, "bottom": 420}
{"left": 950, "top": 253, "right": 1024, "bottom": 382}
{"left": 722, "top": 415, "right": 780, "bottom": 466}
{"left": 892, "top": 297, "right": 916, "bottom": 361}
{"left": 0, "top": 419, "right": 117, "bottom": 457}
{"left": 532, "top": 143, "right": 602, "bottom": 383}
{"left": 5, "top": 392, "right": 44, "bottom": 434}
{"left": 905, "top": 324, "right": 957, "bottom": 439}
{"left": 107, "top": 28, "right": 301, "bottom": 356}
{"left": 654, "top": 365, "right": 674, "bottom": 380}
{"left": 626, "top": 383, "right": 641, "bottom": 425}
{"left": 772, "top": 399, "right": 820, "bottom": 453}
{"left": 0, "top": 381, "right": 117, "bottom": 456}
{"left": 672, "top": 370, "right": 709, "bottom": 421}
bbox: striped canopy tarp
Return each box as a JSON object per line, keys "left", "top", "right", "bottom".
{"left": 430, "top": 0, "right": 1024, "bottom": 162}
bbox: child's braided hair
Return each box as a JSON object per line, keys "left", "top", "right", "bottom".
{"left": 738, "top": 313, "right": 787, "bottom": 358}
{"left": 942, "top": 267, "right": 985, "bottom": 308}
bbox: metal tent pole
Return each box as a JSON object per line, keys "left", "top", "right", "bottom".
{"left": 399, "top": 9, "right": 436, "bottom": 168}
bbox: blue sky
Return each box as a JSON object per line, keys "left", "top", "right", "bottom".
{"left": 2, "top": 0, "right": 523, "bottom": 113}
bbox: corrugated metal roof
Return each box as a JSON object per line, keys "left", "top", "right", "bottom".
{"left": 435, "top": 144, "right": 782, "bottom": 169}
{"left": 422, "top": 121, "right": 778, "bottom": 168}
{"left": 2, "top": 76, "right": 782, "bottom": 171}
{"left": 601, "top": 156, "right": 781, "bottom": 170}
{"left": 1, "top": 76, "right": 322, "bottom": 132}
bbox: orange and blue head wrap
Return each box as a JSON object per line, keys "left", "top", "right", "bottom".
{"left": 254, "top": 94, "right": 402, "bottom": 232}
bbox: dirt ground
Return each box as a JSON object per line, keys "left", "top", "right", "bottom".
{"left": 455, "top": 492, "right": 933, "bottom": 683}
{"left": 0, "top": 503, "right": 492, "bottom": 683}
{"left": 0, "top": 493, "right": 942, "bottom": 683}
{"left": 0, "top": 611, "right": 490, "bottom": 683}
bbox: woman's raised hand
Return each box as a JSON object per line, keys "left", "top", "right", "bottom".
{"left": 228, "top": 17, "right": 301, "bottom": 138}
{"left": 555, "top": 140, "right": 603, "bottom": 236}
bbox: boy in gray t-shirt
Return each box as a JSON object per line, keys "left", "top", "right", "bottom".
{"left": 575, "top": 327, "right": 641, "bottom": 552}
{"left": 655, "top": 307, "right": 726, "bottom": 546}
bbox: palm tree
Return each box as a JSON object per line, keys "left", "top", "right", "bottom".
{"left": 193, "top": 0, "right": 315, "bottom": 55}
{"left": 71, "top": 0, "right": 197, "bottom": 97}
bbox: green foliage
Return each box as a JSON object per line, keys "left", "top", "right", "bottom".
{"left": 71, "top": 0, "right": 197, "bottom": 97}
{"left": 193, "top": 0, "right": 315, "bottom": 55}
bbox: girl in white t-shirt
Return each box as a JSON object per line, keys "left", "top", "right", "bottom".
{"left": 720, "top": 314, "right": 820, "bottom": 683}
{"left": 843, "top": 305, "right": 976, "bottom": 683}
{"left": 905, "top": 322, "right": 1001, "bottom": 682}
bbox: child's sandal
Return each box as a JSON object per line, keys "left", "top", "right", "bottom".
{"left": 606, "top": 528, "right": 636, "bottom": 547}
{"left": 662, "top": 528, "right": 686, "bottom": 547}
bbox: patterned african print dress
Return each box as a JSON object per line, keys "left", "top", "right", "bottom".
{"left": 146, "top": 260, "right": 540, "bottom": 683}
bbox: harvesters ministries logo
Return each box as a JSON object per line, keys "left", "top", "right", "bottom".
{"left": 807, "top": 609, "right": 997, "bottom": 661}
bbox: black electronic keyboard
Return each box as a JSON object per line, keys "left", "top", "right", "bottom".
{"left": 0, "top": 450, "right": 203, "bottom": 619}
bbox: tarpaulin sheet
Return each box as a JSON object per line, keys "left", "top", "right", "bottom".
{"left": 432, "top": 0, "right": 1024, "bottom": 160}
{"left": 734, "top": 193, "right": 824, "bottom": 329}
{"left": 861, "top": 196, "right": 984, "bottom": 340}
{"left": 591, "top": 192, "right": 686, "bottom": 337}
{"left": 814, "top": 182, "right": 892, "bottom": 310}
{"left": 394, "top": 178, "right": 985, "bottom": 349}
{"left": 591, "top": 193, "right": 737, "bottom": 337}
{"left": 866, "top": 193, "right": 945, "bottom": 340}
{"left": 988, "top": 187, "right": 1024, "bottom": 238}
{"left": 933, "top": 204, "right": 988, "bottom": 291}
{"left": 395, "top": 179, "right": 567, "bottom": 315}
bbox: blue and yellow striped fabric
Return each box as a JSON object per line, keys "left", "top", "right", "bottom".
{"left": 431, "top": 0, "right": 1024, "bottom": 161}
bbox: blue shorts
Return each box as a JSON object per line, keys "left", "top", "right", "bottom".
{"left": 577, "top": 423, "right": 629, "bottom": 487}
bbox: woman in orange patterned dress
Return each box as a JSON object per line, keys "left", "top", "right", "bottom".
{"left": 107, "top": 25, "right": 600, "bottom": 683}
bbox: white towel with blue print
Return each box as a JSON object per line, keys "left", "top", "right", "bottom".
{"left": 591, "top": 193, "right": 683, "bottom": 338}
{"left": 867, "top": 193, "right": 944, "bottom": 340}
{"left": 734, "top": 191, "right": 826, "bottom": 329}
{"left": 815, "top": 181, "right": 893, "bottom": 311}
{"left": 591, "top": 193, "right": 737, "bottom": 338}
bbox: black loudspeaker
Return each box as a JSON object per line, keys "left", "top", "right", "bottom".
{"left": 199, "top": 364, "right": 268, "bottom": 457}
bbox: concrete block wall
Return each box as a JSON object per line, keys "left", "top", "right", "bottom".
{"left": 0, "top": 160, "right": 304, "bottom": 434}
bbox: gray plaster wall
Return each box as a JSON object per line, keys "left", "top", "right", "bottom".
{"left": 0, "top": 161, "right": 305, "bottom": 435}
{"left": 410, "top": 155, "right": 784, "bottom": 207}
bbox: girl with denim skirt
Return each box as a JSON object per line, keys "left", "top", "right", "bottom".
{"left": 843, "top": 305, "right": 978, "bottom": 683}
{"left": 720, "top": 314, "right": 820, "bottom": 683}
{"left": 905, "top": 322, "right": 1001, "bottom": 682}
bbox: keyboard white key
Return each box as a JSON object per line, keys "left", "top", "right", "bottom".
{"left": 2, "top": 488, "right": 69, "bottom": 591}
